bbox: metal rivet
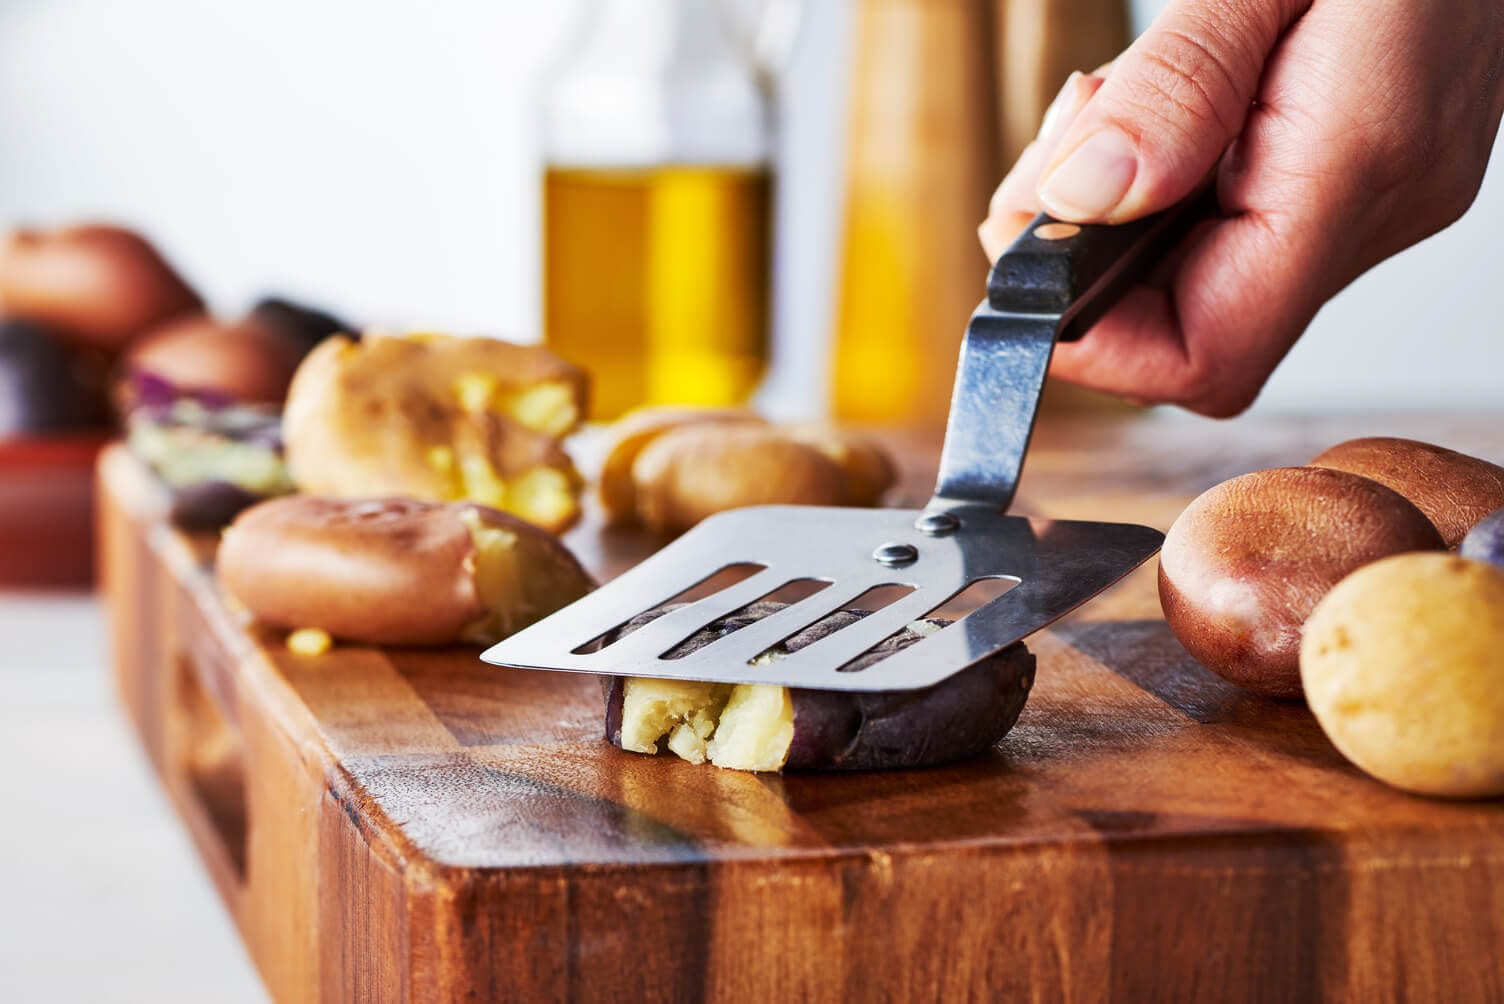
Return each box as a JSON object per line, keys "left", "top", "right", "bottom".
{"left": 1033, "top": 222, "right": 1081, "bottom": 241}
{"left": 873, "top": 542, "right": 918, "bottom": 567}
{"left": 914, "top": 511, "right": 959, "bottom": 536}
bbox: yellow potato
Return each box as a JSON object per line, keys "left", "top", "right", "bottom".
{"left": 1301, "top": 553, "right": 1504, "bottom": 798}
{"left": 630, "top": 424, "right": 849, "bottom": 535}
{"left": 595, "top": 405, "right": 765, "bottom": 525}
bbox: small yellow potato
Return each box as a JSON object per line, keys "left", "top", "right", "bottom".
{"left": 595, "top": 406, "right": 765, "bottom": 525}
{"left": 630, "top": 424, "right": 850, "bottom": 536}
{"left": 782, "top": 423, "right": 898, "bottom": 506}
{"left": 1301, "top": 553, "right": 1504, "bottom": 798}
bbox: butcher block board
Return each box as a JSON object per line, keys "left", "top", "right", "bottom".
{"left": 100, "top": 414, "right": 1504, "bottom": 1003}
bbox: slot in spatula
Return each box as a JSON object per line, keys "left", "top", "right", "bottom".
{"left": 484, "top": 198, "right": 1208, "bottom": 691}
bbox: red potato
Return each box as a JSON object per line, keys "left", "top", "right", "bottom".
{"left": 220, "top": 495, "right": 593, "bottom": 647}
{"left": 0, "top": 224, "right": 201, "bottom": 350}
{"left": 126, "top": 314, "right": 307, "bottom": 405}
{"left": 1310, "top": 437, "right": 1504, "bottom": 548}
{"left": 1158, "top": 467, "right": 1444, "bottom": 698}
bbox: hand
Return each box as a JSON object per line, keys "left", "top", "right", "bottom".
{"left": 979, "top": 0, "right": 1504, "bottom": 416}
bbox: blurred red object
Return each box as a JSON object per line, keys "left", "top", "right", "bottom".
{"left": 0, "top": 434, "right": 108, "bottom": 588}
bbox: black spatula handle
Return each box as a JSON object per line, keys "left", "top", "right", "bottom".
{"left": 931, "top": 187, "right": 1219, "bottom": 513}
{"left": 987, "top": 185, "right": 1219, "bottom": 341}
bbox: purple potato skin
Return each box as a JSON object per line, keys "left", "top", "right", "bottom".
{"left": 603, "top": 675, "right": 626, "bottom": 749}
{"left": 602, "top": 602, "right": 1036, "bottom": 771}
{"left": 0, "top": 320, "right": 108, "bottom": 436}
{"left": 1460, "top": 508, "right": 1504, "bottom": 569}
{"left": 247, "top": 297, "right": 356, "bottom": 356}
{"left": 169, "top": 480, "right": 264, "bottom": 532}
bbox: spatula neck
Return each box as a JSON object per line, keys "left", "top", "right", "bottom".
{"left": 930, "top": 307, "right": 1057, "bottom": 513}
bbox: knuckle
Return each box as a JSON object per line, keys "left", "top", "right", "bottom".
{"left": 1113, "top": 2, "right": 1275, "bottom": 149}
{"left": 1144, "top": 25, "right": 1247, "bottom": 138}
{"left": 1164, "top": 343, "right": 1262, "bottom": 418}
{"left": 1187, "top": 383, "right": 1259, "bottom": 419}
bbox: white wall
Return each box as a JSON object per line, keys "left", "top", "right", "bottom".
{"left": 0, "top": 0, "right": 1498, "bottom": 414}
{"left": 0, "top": 0, "right": 850, "bottom": 418}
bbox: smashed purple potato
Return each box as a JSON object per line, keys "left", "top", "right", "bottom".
{"left": 603, "top": 602, "right": 1035, "bottom": 772}
{"left": 126, "top": 400, "right": 292, "bottom": 531}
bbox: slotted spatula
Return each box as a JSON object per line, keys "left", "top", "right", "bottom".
{"left": 484, "top": 198, "right": 1209, "bottom": 692}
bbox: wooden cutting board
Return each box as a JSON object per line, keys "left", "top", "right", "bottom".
{"left": 100, "top": 414, "right": 1504, "bottom": 1003}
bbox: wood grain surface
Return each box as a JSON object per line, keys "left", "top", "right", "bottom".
{"left": 102, "top": 413, "right": 1504, "bottom": 1003}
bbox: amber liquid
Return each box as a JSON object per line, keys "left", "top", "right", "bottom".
{"left": 544, "top": 166, "right": 772, "bottom": 420}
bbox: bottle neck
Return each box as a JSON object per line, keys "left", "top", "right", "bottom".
{"left": 577, "top": 0, "right": 746, "bottom": 73}
{"left": 546, "top": 0, "right": 770, "bottom": 168}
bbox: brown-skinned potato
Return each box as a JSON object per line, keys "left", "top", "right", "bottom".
{"left": 1310, "top": 437, "right": 1504, "bottom": 548}
{"left": 1159, "top": 466, "right": 1444, "bottom": 698}
{"left": 603, "top": 602, "right": 1036, "bottom": 772}
{"left": 631, "top": 424, "right": 851, "bottom": 535}
{"left": 782, "top": 423, "right": 898, "bottom": 506}
{"left": 597, "top": 406, "right": 765, "bottom": 524}
{"left": 219, "top": 496, "right": 592, "bottom": 646}
{"left": 282, "top": 333, "right": 588, "bottom": 533}
{"left": 599, "top": 408, "right": 898, "bottom": 531}
{"left": 0, "top": 224, "right": 201, "bottom": 350}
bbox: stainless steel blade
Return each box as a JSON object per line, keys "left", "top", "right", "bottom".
{"left": 481, "top": 505, "right": 1162, "bottom": 691}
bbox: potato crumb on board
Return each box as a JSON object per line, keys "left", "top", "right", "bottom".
{"left": 286, "top": 627, "right": 333, "bottom": 656}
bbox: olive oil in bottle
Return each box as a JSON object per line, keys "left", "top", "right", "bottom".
{"left": 540, "top": 0, "right": 779, "bottom": 420}
{"left": 543, "top": 165, "right": 771, "bottom": 420}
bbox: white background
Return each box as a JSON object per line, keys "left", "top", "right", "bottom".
{"left": 1, "top": 0, "right": 1500, "bottom": 415}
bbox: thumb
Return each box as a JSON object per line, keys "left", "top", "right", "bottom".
{"left": 1036, "top": 0, "right": 1307, "bottom": 223}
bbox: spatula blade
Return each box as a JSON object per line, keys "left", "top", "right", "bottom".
{"left": 480, "top": 505, "right": 1162, "bottom": 692}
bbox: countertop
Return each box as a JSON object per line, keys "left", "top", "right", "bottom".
{"left": 0, "top": 592, "right": 265, "bottom": 1003}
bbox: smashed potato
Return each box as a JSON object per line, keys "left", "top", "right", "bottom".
{"left": 603, "top": 603, "right": 1035, "bottom": 772}
{"left": 220, "top": 495, "right": 593, "bottom": 647}
{"left": 283, "top": 333, "right": 587, "bottom": 532}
